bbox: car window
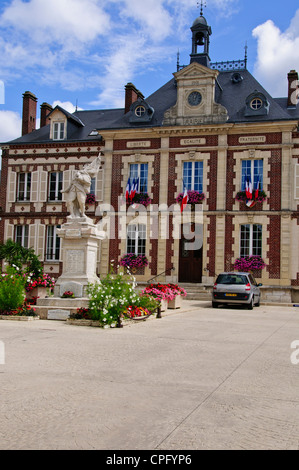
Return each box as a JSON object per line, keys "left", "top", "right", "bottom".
{"left": 248, "top": 274, "right": 257, "bottom": 286}
{"left": 216, "top": 274, "right": 247, "bottom": 285}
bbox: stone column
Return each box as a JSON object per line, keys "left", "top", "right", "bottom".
{"left": 54, "top": 217, "right": 105, "bottom": 298}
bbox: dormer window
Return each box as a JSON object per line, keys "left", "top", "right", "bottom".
{"left": 250, "top": 98, "right": 263, "bottom": 110}
{"left": 53, "top": 121, "right": 65, "bottom": 140}
{"left": 135, "top": 106, "right": 146, "bottom": 117}
{"left": 129, "top": 99, "right": 154, "bottom": 124}
{"left": 245, "top": 91, "right": 269, "bottom": 117}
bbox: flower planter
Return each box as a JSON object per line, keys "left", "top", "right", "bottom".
{"left": 26, "top": 286, "right": 49, "bottom": 300}
{"left": 160, "top": 298, "right": 168, "bottom": 312}
{"left": 168, "top": 295, "right": 182, "bottom": 309}
{"left": 0, "top": 315, "right": 39, "bottom": 321}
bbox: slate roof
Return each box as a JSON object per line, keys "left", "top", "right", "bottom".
{"left": 4, "top": 67, "right": 299, "bottom": 146}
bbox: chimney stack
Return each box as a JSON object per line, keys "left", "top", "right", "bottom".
{"left": 125, "top": 83, "right": 144, "bottom": 114}
{"left": 22, "top": 91, "right": 37, "bottom": 136}
{"left": 40, "top": 102, "right": 52, "bottom": 128}
{"left": 287, "top": 70, "right": 298, "bottom": 108}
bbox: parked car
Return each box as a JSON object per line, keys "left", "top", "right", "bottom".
{"left": 212, "top": 272, "right": 262, "bottom": 309}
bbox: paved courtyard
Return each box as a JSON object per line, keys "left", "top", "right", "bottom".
{"left": 0, "top": 300, "right": 299, "bottom": 450}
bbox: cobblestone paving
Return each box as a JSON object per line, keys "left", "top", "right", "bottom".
{"left": 0, "top": 302, "right": 298, "bottom": 450}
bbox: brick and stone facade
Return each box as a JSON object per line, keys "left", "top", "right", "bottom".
{"left": 1, "top": 12, "right": 299, "bottom": 302}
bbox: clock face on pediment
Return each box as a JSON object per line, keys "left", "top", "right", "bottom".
{"left": 188, "top": 91, "right": 202, "bottom": 107}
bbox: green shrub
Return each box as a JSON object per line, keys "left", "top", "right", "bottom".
{"left": 0, "top": 266, "right": 26, "bottom": 312}
{"left": 87, "top": 269, "right": 139, "bottom": 327}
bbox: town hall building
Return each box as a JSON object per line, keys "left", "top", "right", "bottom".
{"left": 1, "top": 11, "right": 299, "bottom": 302}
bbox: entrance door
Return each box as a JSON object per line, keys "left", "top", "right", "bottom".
{"left": 179, "top": 223, "right": 203, "bottom": 283}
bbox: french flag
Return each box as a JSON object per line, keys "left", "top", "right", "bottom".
{"left": 130, "top": 178, "right": 139, "bottom": 201}
{"left": 255, "top": 177, "right": 260, "bottom": 200}
{"left": 245, "top": 177, "right": 253, "bottom": 200}
{"left": 125, "top": 178, "right": 131, "bottom": 201}
{"left": 181, "top": 185, "right": 189, "bottom": 213}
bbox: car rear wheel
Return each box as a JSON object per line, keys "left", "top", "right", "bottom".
{"left": 212, "top": 301, "right": 218, "bottom": 308}
{"left": 248, "top": 298, "right": 254, "bottom": 310}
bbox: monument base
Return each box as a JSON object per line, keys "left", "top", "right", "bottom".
{"left": 54, "top": 217, "right": 105, "bottom": 298}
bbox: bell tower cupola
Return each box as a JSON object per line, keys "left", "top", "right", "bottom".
{"left": 190, "top": 2, "right": 212, "bottom": 68}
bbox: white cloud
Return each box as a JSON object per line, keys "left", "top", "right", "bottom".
{"left": 1, "top": 0, "right": 110, "bottom": 47}
{"left": 0, "top": 0, "right": 240, "bottom": 110}
{"left": 120, "top": 0, "right": 172, "bottom": 42}
{"left": 0, "top": 110, "right": 22, "bottom": 143}
{"left": 253, "top": 11, "right": 299, "bottom": 97}
{"left": 52, "top": 100, "right": 83, "bottom": 113}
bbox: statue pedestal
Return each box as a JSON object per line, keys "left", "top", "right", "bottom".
{"left": 54, "top": 217, "right": 105, "bottom": 298}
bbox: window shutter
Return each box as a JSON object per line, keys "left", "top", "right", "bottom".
{"left": 29, "top": 224, "right": 37, "bottom": 251}
{"left": 5, "top": 223, "right": 14, "bottom": 241}
{"left": 295, "top": 164, "right": 299, "bottom": 200}
{"left": 39, "top": 171, "right": 48, "bottom": 202}
{"left": 7, "top": 170, "right": 16, "bottom": 203}
{"left": 96, "top": 168, "right": 104, "bottom": 201}
{"left": 62, "top": 170, "right": 71, "bottom": 202}
{"left": 37, "top": 224, "right": 45, "bottom": 260}
{"left": 31, "top": 171, "right": 39, "bottom": 202}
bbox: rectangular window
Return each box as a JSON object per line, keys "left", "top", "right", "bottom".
{"left": 129, "top": 164, "right": 148, "bottom": 193}
{"left": 53, "top": 122, "right": 65, "bottom": 140}
{"left": 127, "top": 224, "right": 146, "bottom": 256}
{"left": 295, "top": 164, "right": 299, "bottom": 200}
{"left": 49, "top": 172, "right": 63, "bottom": 201}
{"left": 46, "top": 225, "right": 61, "bottom": 261}
{"left": 183, "top": 161, "right": 203, "bottom": 193}
{"left": 241, "top": 160, "right": 263, "bottom": 190}
{"left": 240, "top": 224, "right": 262, "bottom": 257}
{"left": 17, "top": 172, "right": 31, "bottom": 201}
{"left": 90, "top": 177, "right": 96, "bottom": 195}
{"left": 15, "top": 225, "right": 29, "bottom": 249}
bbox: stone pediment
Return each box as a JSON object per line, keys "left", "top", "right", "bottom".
{"left": 163, "top": 62, "right": 228, "bottom": 126}
{"left": 174, "top": 61, "right": 218, "bottom": 81}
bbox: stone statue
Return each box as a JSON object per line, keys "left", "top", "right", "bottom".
{"left": 62, "top": 154, "right": 102, "bottom": 218}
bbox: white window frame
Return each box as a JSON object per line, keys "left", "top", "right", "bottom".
{"left": 15, "top": 225, "right": 29, "bottom": 249}
{"left": 182, "top": 161, "right": 203, "bottom": 193}
{"left": 46, "top": 225, "right": 61, "bottom": 261}
{"left": 48, "top": 172, "right": 63, "bottom": 201}
{"left": 126, "top": 224, "right": 146, "bottom": 256}
{"left": 17, "top": 172, "right": 31, "bottom": 202}
{"left": 53, "top": 121, "right": 65, "bottom": 140}
{"left": 129, "top": 163, "right": 148, "bottom": 194}
{"left": 240, "top": 224, "right": 262, "bottom": 258}
{"left": 241, "top": 159, "right": 263, "bottom": 191}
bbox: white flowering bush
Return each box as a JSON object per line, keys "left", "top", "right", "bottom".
{"left": 87, "top": 268, "right": 139, "bottom": 327}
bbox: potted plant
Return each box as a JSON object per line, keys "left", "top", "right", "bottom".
{"left": 176, "top": 190, "right": 205, "bottom": 208}
{"left": 128, "top": 193, "right": 152, "bottom": 207}
{"left": 62, "top": 291, "right": 75, "bottom": 298}
{"left": 119, "top": 254, "right": 148, "bottom": 273}
{"left": 167, "top": 284, "right": 187, "bottom": 309}
{"left": 235, "top": 190, "right": 267, "bottom": 208}
{"left": 233, "top": 255, "right": 266, "bottom": 275}
{"left": 25, "top": 273, "right": 55, "bottom": 300}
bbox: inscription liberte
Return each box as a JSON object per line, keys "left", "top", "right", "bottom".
{"left": 127, "top": 141, "right": 151, "bottom": 148}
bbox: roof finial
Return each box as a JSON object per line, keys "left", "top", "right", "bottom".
{"left": 197, "top": 0, "right": 206, "bottom": 16}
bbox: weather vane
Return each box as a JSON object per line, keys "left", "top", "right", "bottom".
{"left": 197, "top": 1, "right": 207, "bottom": 16}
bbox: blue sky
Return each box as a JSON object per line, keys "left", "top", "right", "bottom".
{"left": 0, "top": 0, "right": 299, "bottom": 143}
